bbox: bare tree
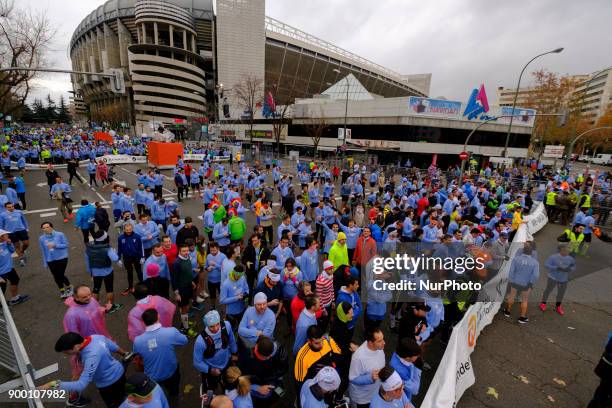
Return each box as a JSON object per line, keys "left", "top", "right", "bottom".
{"left": 270, "top": 91, "right": 294, "bottom": 158}
{"left": 0, "top": 0, "right": 55, "bottom": 116}
{"left": 303, "top": 109, "right": 329, "bottom": 158}
{"left": 233, "top": 74, "right": 264, "bottom": 152}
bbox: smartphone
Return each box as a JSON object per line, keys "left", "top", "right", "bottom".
{"left": 273, "top": 386, "right": 286, "bottom": 398}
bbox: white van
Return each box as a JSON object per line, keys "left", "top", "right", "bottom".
{"left": 590, "top": 154, "right": 612, "bottom": 165}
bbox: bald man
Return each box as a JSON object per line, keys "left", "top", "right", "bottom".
{"left": 210, "top": 395, "right": 233, "bottom": 408}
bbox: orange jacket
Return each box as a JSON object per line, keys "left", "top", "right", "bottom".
{"left": 352, "top": 236, "right": 377, "bottom": 266}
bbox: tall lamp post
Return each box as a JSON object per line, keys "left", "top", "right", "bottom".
{"left": 333, "top": 68, "right": 349, "bottom": 157}
{"left": 461, "top": 113, "right": 565, "bottom": 181}
{"left": 502, "top": 47, "right": 564, "bottom": 158}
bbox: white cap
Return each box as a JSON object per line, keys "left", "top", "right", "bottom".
{"left": 253, "top": 292, "right": 267, "bottom": 304}
{"left": 0, "top": 229, "right": 9, "bottom": 236}
{"left": 314, "top": 367, "right": 341, "bottom": 392}
{"left": 323, "top": 260, "right": 334, "bottom": 271}
{"left": 382, "top": 371, "right": 403, "bottom": 391}
{"left": 267, "top": 270, "right": 280, "bottom": 282}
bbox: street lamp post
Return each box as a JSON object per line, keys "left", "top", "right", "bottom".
{"left": 566, "top": 126, "right": 612, "bottom": 166}
{"left": 333, "top": 68, "right": 349, "bottom": 157}
{"left": 460, "top": 113, "right": 566, "bottom": 181}
{"left": 502, "top": 48, "right": 564, "bottom": 158}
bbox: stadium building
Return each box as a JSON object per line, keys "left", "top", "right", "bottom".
{"left": 69, "top": 0, "right": 431, "bottom": 135}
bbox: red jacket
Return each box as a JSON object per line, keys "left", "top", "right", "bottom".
{"left": 417, "top": 196, "right": 429, "bottom": 216}
{"left": 352, "top": 235, "right": 377, "bottom": 267}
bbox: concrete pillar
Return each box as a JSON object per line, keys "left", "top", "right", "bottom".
{"left": 169, "top": 25, "right": 174, "bottom": 48}
{"left": 154, "top": 22, "right": 158, "bottom": 45}
{"left": 117, "top": 19, "right": 132, "bottom": 68}
{"left": 192, "top": 34, "right": 196, "bottom": 53}
{"left": 183, "top": 30, "right": 187, "bottom": 51}
{"left": 142, "top": 24, "right": 147, "bottom": 44}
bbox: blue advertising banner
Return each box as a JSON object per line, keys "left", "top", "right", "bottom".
{"left": 498, "top": 106, "right": 536, "bottom": 126}
{"left": 409, "top": 97, "right": 462, "bottom": 117}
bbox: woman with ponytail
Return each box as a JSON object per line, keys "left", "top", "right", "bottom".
{"left": 222, "top": 366, "right": 253, "bottom": 408}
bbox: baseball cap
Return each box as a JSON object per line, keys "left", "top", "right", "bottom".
{"left": 125, "top": 373, "right": 156, "bottom": 398}
{"left": 0, "top": 229, "right": 9, "bottom": 236}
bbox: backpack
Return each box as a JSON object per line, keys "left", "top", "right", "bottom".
{"left": 201, "top": 322, "right": 229, "bottom": 359}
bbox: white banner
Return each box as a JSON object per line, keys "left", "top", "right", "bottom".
{"left": 16, "top": 155, "right": 147, "bottom": 170}
{"left": 421, "top": 202, "right": 547, "bottom": 407}
{"left": 99, "top": 155, "right": 147, "bottom": 165}
{"left": 183, "top": 154, "right": 230, "bottom": 162}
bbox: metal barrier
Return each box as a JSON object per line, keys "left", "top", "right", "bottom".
{"left": 0, "top": 291, "right": 57, "bottom": 407}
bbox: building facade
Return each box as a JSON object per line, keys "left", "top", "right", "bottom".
{"left": 70, "top": 0, "right": 431, "bottom": 134}
{"left": 572, "top": 68, "right": 612, "bottom": 125}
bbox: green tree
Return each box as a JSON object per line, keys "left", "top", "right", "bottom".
{"left": 45, "top": 93, "right": 57, "bottom": 123}
{"left": 17, "top": 103, "right": 35, "bottom": 122}
{"left": 57, "top": 95, "right": 71, "bottom": 123}
{"left": 31, "top": 98, "right": 46, "bottom": 122}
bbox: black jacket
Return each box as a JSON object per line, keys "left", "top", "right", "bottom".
{"left": 95, "top": 207, "right": 111, "bottom": 231}
{"left": 176, "top": 225, "right": 199, "bottom": 248}
{"left": 242, "top": 244, "right": 270, "bottom": 278}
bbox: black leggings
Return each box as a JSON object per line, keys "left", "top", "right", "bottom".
{"left": 69, "top": 171, "right": 84, "bottom": 185}
{"left": 124, "top": 258, "right": 143, "bottom": 288}
{"left": 47, "top": 258, "right": 70, "bottom": 289}
{"left": 17, "top": 192, "right": 26, "bottom": 210}
{"left": 89, "top": 173, "right": 98, "bottom": 186}
{"left": 98, "top": 373, "right": 126, "bottom": 408}
{"left": 541, "top": 277, "right": 568, "bottom": 307}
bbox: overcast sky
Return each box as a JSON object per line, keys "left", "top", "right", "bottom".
{"left": 21, "top": 0, "right": 612, "bottom": 105}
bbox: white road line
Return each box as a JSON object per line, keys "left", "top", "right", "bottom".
{"left": 94, "top": 190, "right": 106, "bottom": 201}
{"left": 39, "top": 212, "right": 56, "bottom": 217}
{"left": 24, "top": 200, "right": 112, "bottom": 215}
{"left": 76, "top": 171, "right": 89, "bottom": 186}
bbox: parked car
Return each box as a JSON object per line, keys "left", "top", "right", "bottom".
{"left": 590, "top": 154, "right": 612, "bottom": 165}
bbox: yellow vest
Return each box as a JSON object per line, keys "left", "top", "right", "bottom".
{"left": 579, "top": 194, "right": 590, "bottom": 208}
{"left": 546, "top": 191, "right": 557, "bottom": 205}
{"left": 564, "top": 230, "right": 584, "bottom": 253}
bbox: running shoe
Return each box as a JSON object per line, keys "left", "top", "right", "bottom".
{"left": 19, "top": 258, "right": 26, "bottom": 267}
{"left": 64, "top": 285, "right": 74, "bottom": 297}
{"left": 60, "top": 288, "right": 69, "bottom": 299}
{"left": 121, "top": 288, "right": 132, "bottom": 296}
{"left": 180, "top": 327, "right": 198, "bottom": 338}
{"left": 106, "top": 303, "right": 124, "bottom": 314}
{"left": 539, "top": 303, "right": 547, "bottom": 312}
{"left": 8, "top": 294, "right": 30, "bottom": 306}
{"left": 196, "top": 295, "right": 206, "bottom": 303}
{"left": 502, "top": 309, "right": 511, "bottom": 318}
{"left": 555, "top": 306, "right": 565, "bottom": 316}
{"left": 63, "top": 218, "right": 69, "bottom": 223}
{"left": 517, "top": 317, "right": 529, "bottom": 324}
{"left": 65, "top": 396, "right": 91, "bottom": 407}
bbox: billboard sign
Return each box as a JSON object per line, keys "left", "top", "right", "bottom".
{"left": 543, "top": 145, "right": 565, "bottom": 158}
{"left": 408, "top": 97, "right": 462, "bottom": 117}
{"left": 497, "top": 107, "right": 536, "bottom": 126}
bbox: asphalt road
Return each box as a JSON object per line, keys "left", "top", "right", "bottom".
{"left": 3, "top": 161, "right": 610, "bottom": 408}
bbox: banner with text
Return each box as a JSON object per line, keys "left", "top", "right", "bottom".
{"left": 421, "top": 202, "right": 548, "bottom": 407}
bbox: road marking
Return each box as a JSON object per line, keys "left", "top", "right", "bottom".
{"left": 36, "top": 182, "right": 47, "bottom": 187}
{"left": 40, "top": 212, "right": 56, "bottom": 218}
{"left": 24, "top": 200, "right": 112, "bottom": 215}
{"left": 93, "top": 190, "right": 106, "bottom": 201}
{"left": 76, "top": 171, "right": 89, "bottom": 186}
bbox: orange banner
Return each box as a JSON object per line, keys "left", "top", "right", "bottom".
{"left": 94, "top": 131, "right": 113, "bottom": 143}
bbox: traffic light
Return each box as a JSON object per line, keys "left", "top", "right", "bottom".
{"left": 108, "top": 68, "right": 125, "bottom": 94}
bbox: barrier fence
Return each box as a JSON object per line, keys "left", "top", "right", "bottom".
{"left": 421, "top": 201, "right": 549, "bottom": 407}
{"left": 0, "top": 291, "right": 58, "bottom": 407}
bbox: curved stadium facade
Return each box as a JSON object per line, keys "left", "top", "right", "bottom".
{"left": 70, "top": 0, "right": 431, "bottom": 134}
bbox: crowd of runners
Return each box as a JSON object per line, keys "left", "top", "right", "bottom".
{"left": 0, "top": 125, "right": 610, "bottom": 408}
